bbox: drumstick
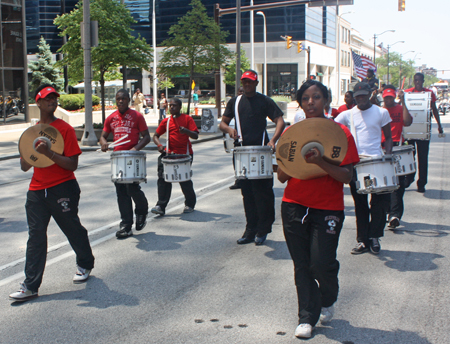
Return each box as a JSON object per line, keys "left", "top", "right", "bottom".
{"left": 111, "top": 134, "right": 129, "bottom": 146}
{"left": 96, "top": 139, "right": 131, "bottom": 152}
{"left": 401, "top": 77, "right": 406, "bottom": 89}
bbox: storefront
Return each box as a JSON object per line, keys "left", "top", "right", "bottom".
{"left": 1, "top": 0, "right": 27, "bottom": 125}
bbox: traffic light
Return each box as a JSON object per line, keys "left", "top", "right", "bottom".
{"left": 297, "top": 41, "right": 304, "bottom": 53}
{"left": 286, "top": 36, "right": 292, "bottom": 49}
{"left": 398, "top": 0, "right": 405, "bottom": 11}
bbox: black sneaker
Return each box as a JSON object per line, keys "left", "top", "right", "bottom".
{"left": 351, "top": 242, "right": 369, "bottom": 255}
{"left": 116, "top": 227, "right": 133, "bottom": 239}
{"left": 388, "top": 217, "right": 400, "bottom": 229}
{"left": 229, "top": 182, "right": 241, "bottom": 190}
{"left": 417, "top": 186, "right": 425, "bottom": 193}
{"left": 151, "top": 205, "right": 165, "bottom": 216}
{"left": 136, "top": 214, "right": 147, "bottom": 231}
{"left": 369, "top": 238, "right": 381, "bottom": 254}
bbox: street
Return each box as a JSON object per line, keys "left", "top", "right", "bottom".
{"left": 0, "top": 118, "right": 449, "bottom": 343}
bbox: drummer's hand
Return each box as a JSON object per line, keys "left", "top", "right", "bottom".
{"left": 304, "top": 147, "right": 322, "bottom": 164}
{"left": 398, "top": 89, "right": 405, "bottom": 102}
{"left": 157, "top": 145, "right": 165, "bottom": 153}
{"left": 100, "top": 142, "right": 109, "bottom": 152}
{"left": 267, "top": 140, "right": 276, "bottom": 152}
{"left": 130, "top": 147, "right": 137, "bottom": 151}
{"left": 35, "top": 140, "right": 51, "bottom": 156}
{"left": 438, "top": 125, "right": 444, "bottom": 134}
{"left": 179, "top": 126, "right": 188, "bottom": 135}
{"left": 228, "top": 128, "right": 238, "bottom": 140}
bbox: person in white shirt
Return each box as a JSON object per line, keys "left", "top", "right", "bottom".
{"left": 334, "top": 82, "right": 393, "bottom": 255}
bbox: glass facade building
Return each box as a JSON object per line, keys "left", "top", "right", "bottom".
{"left": 1, "top": 0, "right": 27, "bottom": 125}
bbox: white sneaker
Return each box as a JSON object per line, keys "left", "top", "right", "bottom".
{"left": 9, "top": 282, "right": 38, "bottom": 302}
{"left": 73, "top": 266, "right": 91, "bottom": 284}
{"left": 320, "top": 305, "right": 334, "bottom": 324}
{"left": 294, "top": 323, "right": 313, "bottom": 338}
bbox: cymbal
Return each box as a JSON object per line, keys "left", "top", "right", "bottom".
{"left": 276, "top": 118, "right": 348, "bottom": 180}
{"left": 19, "top": 124, "right": 64, "bottom": 168}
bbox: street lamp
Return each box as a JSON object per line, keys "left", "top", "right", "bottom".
{"left": 373, "top": 30, "right": 395, "bottom": 62}
{"left": 387, "top": 41, "right": 405, "bottom": 84}
{"left": 256, "top": 11, "right": 266, "bottom": 95}
{"left": 152, "top": 0, "right": 158, "bottom": 118}
{"left": 399, "top": 50, "right": 414, "bottom": 88}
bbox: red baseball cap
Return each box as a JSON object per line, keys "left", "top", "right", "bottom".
{"left": 382, "top": 88, "right": 396, "bottom": 98}
{"left": 36, "top": 86, "right": 60, "bottom": 102}
{"left": 241, "top": 70, "right": 258, "bottom": 81}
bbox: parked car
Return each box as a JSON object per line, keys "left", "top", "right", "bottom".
{"left": 144, "top": 95, "right": 154, "bottom": 108}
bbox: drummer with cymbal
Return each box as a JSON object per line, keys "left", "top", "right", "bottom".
{"left": 277, "top": 80, "right": 359, "bottom": 338}
{"left": 151, "top": 97, "right": 198, "bottom": 216}
{"left": 220, "top": 70, "right": 285, "bottom": 246}
{"left": 100, "top": 89, "right": 150, "bottom": 239}
{"left": 9, "top": 84, "right": 95, "bottom": 302}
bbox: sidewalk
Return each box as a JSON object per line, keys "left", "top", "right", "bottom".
{"left": 0, "top": 101, "right": 298, "bottom": 161}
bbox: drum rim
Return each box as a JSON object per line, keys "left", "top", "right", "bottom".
{"left": 356, "top": 155, "right": 394, "bottom": 164}
{"left": 111, "top": 150, "right": 146, "bottom": 157}
{"left": 234, "top": 145, "right": 273, "bottom": 152}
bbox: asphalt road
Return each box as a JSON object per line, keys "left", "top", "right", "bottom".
{"left": 0, "top": 118, "right": 449, "bottom": 343}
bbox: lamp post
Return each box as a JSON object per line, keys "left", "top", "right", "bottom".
{"left": 250, "top": 0, "right": 254, "bottom": 69}
{"left": 373, "top": 30, "right": 395, "bottom": 63}
{"left": 256, "top": 11, "right": 266, "bottom": 95}
{"left": 399, "top": 50, "right": 414, "bottom": 88}
{"left": 152, "top": 0, "right": 158, "bottom": 118}
{"left": 387, "top": 41, "right": 405, "bottom": 84}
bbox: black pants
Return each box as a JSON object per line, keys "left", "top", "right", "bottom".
{"left": 350, "top": 179, "right": 390, "bottom": 245}
{"left": 282, "top": 202, "right": 344, "bottom": 326}
{"left": 389, "top": 174, "right": 414, "bottom": 220}
{"left": 24, "top": 179, "right": 95, "bottom": 292}
{"left": 240, "top": 178, "right": 275, "bottom": 237}
{"left": 115, "top": 182, "right": 148, "bottom": 229}
{"left": 409, "top": 139, "right": 430, "bottom": 189}
{"left": 156, "top": 153, "right": 196, "bottom": 211}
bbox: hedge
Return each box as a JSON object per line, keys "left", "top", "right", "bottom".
{"left": 59, "top": 93, "right": 101, "bottom": 110}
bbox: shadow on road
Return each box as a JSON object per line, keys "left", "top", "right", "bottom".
{"left": 134, "top": 231, "right": 190, "bottom": 252}
{"left": 377, "top": 249, "right": 444, "bottom": 272}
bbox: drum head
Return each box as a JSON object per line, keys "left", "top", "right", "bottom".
{"left": 19, "top": 124, "right": 64, "bottom": 168}
{"left": 276, "top": 118, "right": 348, "bottom": 180}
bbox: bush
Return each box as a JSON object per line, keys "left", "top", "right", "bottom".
{"left": 59, "top": 94, "right": 83, "bottom": 110}
{"left": 71, "top": 93, "right": 101, "bottom": 106}
{"left": 271, "top": 96, "right": 291, "bottom": 103}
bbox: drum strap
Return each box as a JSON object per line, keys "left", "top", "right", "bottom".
{"left": 234, "top": 95, "right": 243, "bottom": 144}
{"left": 350, "top": 107, "right": 359, "bottom": 150}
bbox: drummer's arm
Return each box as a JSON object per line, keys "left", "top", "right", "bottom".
{"left": 34, "top": 141, "right": 78, "bottom": 171}
{"left": 268, "top": 116, "right": 286, "bottom": 150}
{"left": 398, "top": 90, "right": 412, "bottom": 127}
{"left": 431, "top": 101, "right": 443, "bottom": 133}
{"left": 179, "top": 127, "right": 198, "bottom": 140}
{"left": 277, "top": 166, "right": 291, "bottom": 184}
{"left": 99, "top": 131, "right": 109, "bottom": 152}
{"left": 20, "top": 158, "right": 32, "bottom": 172}
{"left": 131, "top": 129, "right": 150, "bottom": 151}
{"left": 219, "top": 116, "right": 238, "bottom": 139}
{"left": 153, "top": 132, "right": 165, "bottom": 153}
{"left": 382, "top": 124, "right": 393, "bottom": 154}
{"left": 305, "top": 148, "right": 353, "bottom": 183}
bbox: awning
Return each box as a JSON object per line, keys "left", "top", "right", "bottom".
{"left": 73, "top": 79, "right": 138, "bottom": 88}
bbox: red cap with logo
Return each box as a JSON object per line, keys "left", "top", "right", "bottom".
{"left": 382, "top": 88, "right": 396, "bottom": 98}
{"left": 241, "top": 70, "right": 258, "bottom": 81}
{"left": 35, "top": 86, "right": 60, "bottom": 102}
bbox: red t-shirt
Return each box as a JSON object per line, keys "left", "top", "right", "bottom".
{"left": 404, "top": 87, "right": 436, "bottom": 103}
{"left": 156, "top": 114, "right": 199, "bottom": 154}
{"left": 29, "top": 119, "right": 81, "bottom": 191}
{"left": 337, "top": 103, "right": 355, "bottom": 116}
{"left": 103, "top": 108, "right": 148, "bottom": 151}
{"left": 282, "top": 123, "right": 360, "bottom": 211}
{"left": 382, "top": 104, "right": 404, "bottom": 143}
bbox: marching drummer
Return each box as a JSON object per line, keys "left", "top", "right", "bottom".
{"left": 382, "top": 85, "right": 413, "bottom": 229}
{"left": 404, "top": 72, "right": 444, "bottom": 193}
{"left": 100, "top": 89, "right": 150, "bottom": 239}
{"left": 9, "top": 84, "right": 95, "bottom": 302}
{"left": 219, "top": 70, "right": 285, "bottom": 246}
{"left": 335, "top": 82, "right": 393, "bottom": 255}
{"left": 151, "top": 97, "right": 198, "bottom": 216}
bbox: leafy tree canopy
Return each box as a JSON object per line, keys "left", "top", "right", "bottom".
{"left": 224, "top": 48, "right": 251, "bottom": 86}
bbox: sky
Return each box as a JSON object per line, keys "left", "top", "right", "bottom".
{"left": 342, "top": 0, "right": 450, "bottom": 79}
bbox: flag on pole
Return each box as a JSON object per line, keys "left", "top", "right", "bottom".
{"left": 351, "top": 51, "right": 376, "bottom": 79}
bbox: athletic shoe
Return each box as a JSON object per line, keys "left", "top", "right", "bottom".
{"left": 9, "top": 283, "right": 38, "bottom": 302}
{"left": 254, "top": 234, "right": 267, "bottom": 246}
{"left": 351, "top": 242, "right": 369, "bottom": 255}
{"left": 237, "top": 236, "right": 255, "bottom": 245}
{"left": 183, "top": 206, "right": 194, "bottom": 213}
{"left": 151, "top": 205, "right": 165, "bottom": 216}
{"left": 135, "top": 214, "right": 147, "bottom": 231}
{"left": 388, "top": 217, "right": 400, "bottom": 229}
{"left": 369, "top": 238, "right": 381, "bottom": 254}
{"left": 417, "top": 186, "right": 425, "bottom": 193}
{"left": 320, "top": 305, "right": 334, "bottom": 324}
{"left": 294, "top": 323, "right": 313, "bottom": 338}
{"left": 116, "top": 227, "right": 133, "bottom": 239}
{"left": 229, "top": 181, "right": 241, "bottom": 190}
{"left": 73, "top": 266, "right": 91, "bottom": 284}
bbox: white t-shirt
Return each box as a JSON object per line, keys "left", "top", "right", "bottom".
{"left": 334, "top": 104, "right": 391, "bottom": 156}
{"left": 294, "top": 109, "right": 306, "bottom": 123}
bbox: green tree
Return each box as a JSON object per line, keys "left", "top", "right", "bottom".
{"left": 375, "top": 52, "right": 416, "bottom": 88}
{"left": 224, "top": 48, "right": 251, "bottom": 92}
{"left": 54, "top": 0, "right": 152, "bottom": 122}
{"left": 28, "top": 37, "right": 64, "bottom": 99}
{"left": 158, "top": 0, "right": 233, "bottom": 114}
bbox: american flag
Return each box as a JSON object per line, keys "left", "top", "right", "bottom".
{"left": 351, "top": 50, "right": 376, "bottom": 79}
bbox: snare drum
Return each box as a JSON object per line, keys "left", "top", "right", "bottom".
{"left": 223, "top": 133, "right": 234, "bottom": 153}
{"left": 161, "top": 154, "right": 192, "bottom": 182}
{"left": 234, "top": 146, "right": 273, "bottom": 179}
{"left": 111, "top": 151, "right": 147, "bottom": 184}
{"left": 404, "top": 93, "right": 431, "bottom": 141}
{"left": 355, "top": 155, "right": 399, "bottom": 194}
{"left": 392, "top": 145, "right": 416, "bottom": 176}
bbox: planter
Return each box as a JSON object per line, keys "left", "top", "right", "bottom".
{"left": 74, "top": 127, "right": 114, "bottom": 142}
{"left": 192, "top": 118, "right": 202, "bottom": 130}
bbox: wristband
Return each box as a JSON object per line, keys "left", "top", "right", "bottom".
{"left": 157, "top": 144, "right": 163, "bottom": 148}
{"left": 51, "top": 152, "right": 55, "bottom": 160}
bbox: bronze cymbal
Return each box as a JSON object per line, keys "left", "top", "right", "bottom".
{"left": 19, "top": 124, "right": 64, "bottom": 168}
{"left": 276, "top": 118, "right": 348, "bottom": 180}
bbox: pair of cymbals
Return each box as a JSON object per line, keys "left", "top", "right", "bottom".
{"left": 276, "top": 118, "right": 348, "bottom": 180}
{"left": 19, "top": 124, "right": 64, "bottom": 168}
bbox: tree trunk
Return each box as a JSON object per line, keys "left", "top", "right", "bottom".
{"left": 101, "top": 69, "right": 106, "bottom": 124}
